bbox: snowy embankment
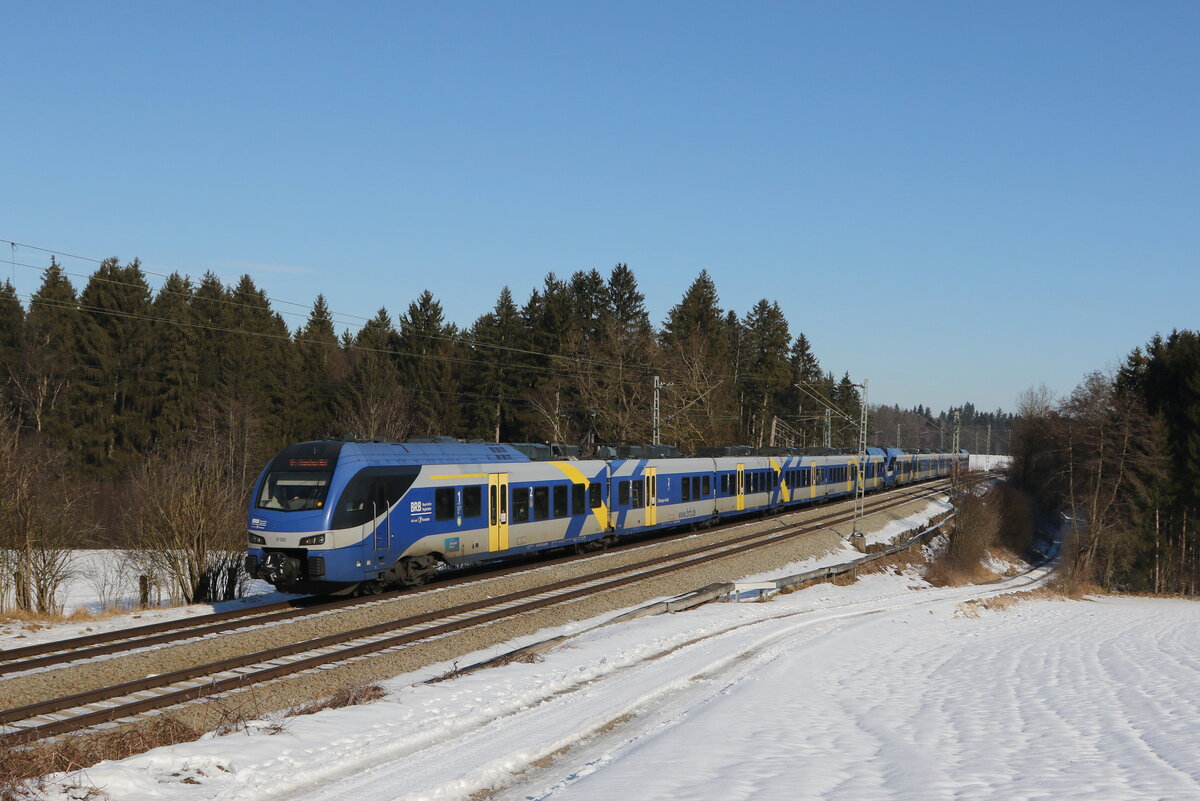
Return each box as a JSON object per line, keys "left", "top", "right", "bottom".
{"left": 30, "top": 515, "right": 1200, "bottom": 800}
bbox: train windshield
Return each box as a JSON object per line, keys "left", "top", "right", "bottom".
{"left": 257, "top": 471, "right": 333, "bottom": 512}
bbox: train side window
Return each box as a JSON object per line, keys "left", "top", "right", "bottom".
{"left": 463, "top": 486, "right": 482, "bottom": 518}
{"left": 589, "top": 484, "right": 602, "bottom": 508}
{"left": 702, "top": 475, "right": 710, "bottom": 496}
{"left": 682, "top": 475, "right": 691, "bottom": 502}
{"left": 434, "top": 488, "right": 455, "bottom": 521}
{"left": 513, "top": 488, "right": 530, "bottom": 523}
{"left": 720, "top": 474, "right": 728, "bottom": 495}
{"left": 691, "top": 476, "right": 700, "bottom": 499}
{"left": 572, "top": 484, "right": 586, "bottom": 515}
{"left": 619, "top": 480, "right": 630, "bottom": 506}
{"left": 553, "top": 485, "right": 568, "bottom": 518}
{"left": 631, "top": 480, "right": 643, "bottom": 508}
{"left": 533, "top": 486, "right": 550, "bottom": 521}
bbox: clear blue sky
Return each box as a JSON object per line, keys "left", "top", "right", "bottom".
{"left": 3, "top": 1, "right": 1197, "bottom": 414}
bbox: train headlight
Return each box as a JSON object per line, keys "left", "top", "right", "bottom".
{"left": 299, "top": 534, "right": 326, "bottom": 546}
{"left": 249, "top": 533, "right": 266, "bottom": 545}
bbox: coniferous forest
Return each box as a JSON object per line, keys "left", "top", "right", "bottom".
{"left": 1008, "top": 331, "right": 1200, "bottom": 595}
{"left": 0, "top": 256, "right": 1011, "bottom": 608}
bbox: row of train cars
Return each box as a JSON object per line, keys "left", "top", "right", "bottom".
{"left": 246, "top": 440, "right": 968, "bottom": 595}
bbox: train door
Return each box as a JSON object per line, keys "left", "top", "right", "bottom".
{"left": 488, "top": 473, "right": 509, "bottom": 552}
{"left": 359, "top": 479, "right": 392, "bottom": 571}
{"left": 645, "top": 467, "right": 657, "bottom": 526}
{"left": 736, "top": 463, "right": 745, "bottom": 511}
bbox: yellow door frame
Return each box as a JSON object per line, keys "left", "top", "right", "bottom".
{"left": 645, "top": 467, "right": 657, "bottom": 526}
{"left": 488, "top": 473, "right": 509, "bottom": 552}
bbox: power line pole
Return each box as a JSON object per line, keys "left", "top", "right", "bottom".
{"left": 854, "top": 380, "right": 869, "bottom": 534}
{"left": 653, "top": 376, "right": 662, "bottom": 446}
{"left": 823, "top": 409, "right": 832, "bottom": 449}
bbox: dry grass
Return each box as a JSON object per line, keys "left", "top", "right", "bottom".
{"left": 290, "top": 683, "right": 387, "bottom": 717}
{"left": 954, "top": 586, "right": 1071, "bottom": 618}
{"left": 0, "top": 607, "right": 125, "bottom": 628}
{"left": 1, "top": 716, "right": 198, "bottom": 800}
{"left": 925, "top": 559, "right": 1001, "bottom": 587}
{"left": 0, "top": 683, "right": 388, "bottom": 796}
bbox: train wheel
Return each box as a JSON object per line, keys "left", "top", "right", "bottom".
{"left": 357, "top": 579, "right": 384, "bottom": 596}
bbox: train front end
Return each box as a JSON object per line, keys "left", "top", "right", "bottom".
{"left": 246, "top": 441, "right": 358, "bottom": 595}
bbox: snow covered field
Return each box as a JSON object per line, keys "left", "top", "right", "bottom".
{"left": 27, "top": 541, "right": 1200, "bottom": 800}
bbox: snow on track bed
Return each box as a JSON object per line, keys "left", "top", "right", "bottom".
{"left": 32, "top": 563, "right": 1200, "bottom": 801}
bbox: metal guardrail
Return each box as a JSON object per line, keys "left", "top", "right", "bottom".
{"left": 429, "top": 511, "right": 959, "bottom": 677}
{"left": 663, "top": 511, "right": 958, "bottom": 609}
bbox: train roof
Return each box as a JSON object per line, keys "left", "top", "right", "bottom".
{"left": 279, "top": 440, "right": 531, "bottom": 467}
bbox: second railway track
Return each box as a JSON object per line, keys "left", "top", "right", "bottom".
{"left": 0, "top": 479, "right": 957, "bottom": 746}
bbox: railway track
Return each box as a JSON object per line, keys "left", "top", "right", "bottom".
{"left": 0, "top": 479, "right": 955, "bottom": 746}
{"left": 0, "top": 479, "right": 956, "bottom": 679}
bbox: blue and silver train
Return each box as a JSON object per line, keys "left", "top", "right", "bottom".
{"left": 246, "top": 440, "right": 966, "bottom": 595}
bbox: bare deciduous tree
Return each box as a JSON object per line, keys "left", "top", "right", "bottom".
{"left": 126, "top": 441, "right": 248, "bottom": 604}
{"left": 0, "top": 412, "right": 85, "bottom": 614}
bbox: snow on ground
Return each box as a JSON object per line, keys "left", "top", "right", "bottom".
{"left": 969, "top": 454, "right": 1010, "bottom": 472}
{"left": 28, "top": 523, "right": 1200, "bottom": 801}
{"left": 0, "top": 551, "right": 293, "bottom": 651}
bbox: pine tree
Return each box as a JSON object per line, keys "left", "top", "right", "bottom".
{"left": 466, "top": 287, "right": 527, "bottom": 442}
{"left": 19, "top": 258, "right": 80, "bottom": 437}
{"left": 786, "top": 333, "right": 824, "bottom": 446}
{"left": 658, "top": 271, "right": 736, "bottom": 449}
{"left": 0, "top": 280, "right": 24, "bottom": 414}
{"left": 398, "top": 290, "right": 459, "bottom": 436}
{"left": 339, "top": 308, "right": 410, "bottom": 441}
{"left": 294, "top": 294, "right": 344, "bottom": 439}
{"left": 145, "top": 272, "right": 199, "bottom": 450}
{"left": 74, "top": 257, "right": 155, "bottom": 472}
{"left": 740, "top": 299, "right": 792, "bottom": 446}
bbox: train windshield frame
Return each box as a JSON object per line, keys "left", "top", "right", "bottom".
{"left": 257, "top": 471, "right": 333, "bottom": 512}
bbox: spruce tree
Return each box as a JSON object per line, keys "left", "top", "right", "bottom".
{"left": 75, "top": 257, "right": 155, "bottom": 472}
{"left": 21, "top": 258, "right": 81, "bottom": 437}
{"left": 294, "top": 294, "right": 344, "bottom": 439}
{"left": 398, "top": 290, "right": 459, "bottom": 436}
{"left": 146, "top": 272, "right": 198, "bottom": 450}
{"left": 740, "top": 299, "right": 792, "bottom": 446}
{"left": 0, "top": 280, "right": 23, "bottom": 413}
{"left": 339, "top": 308, "right": 409, "bottom": 441}
{"left": 466, "top": 287, "right": 527, "bottom": 442}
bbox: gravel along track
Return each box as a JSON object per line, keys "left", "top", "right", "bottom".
{"left": 0, "top": 485, "right": 948, "bottom": 743}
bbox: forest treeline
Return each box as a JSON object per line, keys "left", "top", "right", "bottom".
{"left": 0, "top": 256, "right": 1010, "bottom": 608}
{"left": 1008, "top": 330, "right": 1200, "bottom": 594}
{"left": 0, "top": 258, "right": 1010, "bottom": 476}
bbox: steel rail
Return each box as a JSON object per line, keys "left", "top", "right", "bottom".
{"left": 0, "top": 477, "right": 958, "bottom": 676}
{"left": 0, "top": 480, "right": 955, "bottom": 746}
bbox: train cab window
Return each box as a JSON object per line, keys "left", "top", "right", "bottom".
{"left": 631, "top": 480, "right": 643, "bottom": 508}
{"left": 589, "top": 484, "right": 602, "bottom": 508}
{"left": 572, "top": 484, "right": 586, "bottom": 515}
{"left": 434, "top": 488, "right": 455, "bottom": 521}
{"left": 682, "top": 476, "right": 691, "bottom": 502}
{"left": 513, "top": 489, "right": 530, "bottom": 523}
{"left": 533, "top": 486, "right": 550, "bottom": 521}
{"left": 463, "top": 486, "right": 482, "bottom": 518}
{"left": 553, "top": 485, "right": 568, "bottom": 517}
{"left": 619, "top": 480, "right": 630, "bottom": 506}
{"left": 702, "top": 475, "right": 711, "bottom": 496}
{"left": 258, "top": 471, "right": 333, "bottom": 512}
